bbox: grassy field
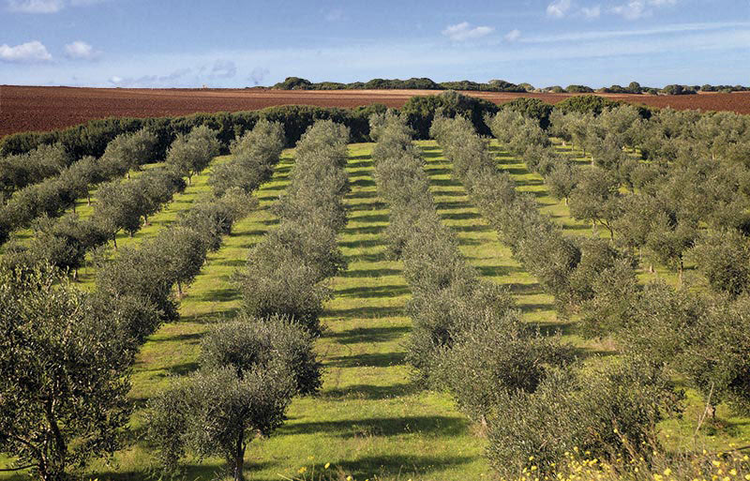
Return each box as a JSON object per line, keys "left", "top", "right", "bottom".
{"left": 4, "top": 143, "right": 488, "bottom": 481}
{"left": 2, "top": 141, "right": 747, "bottom": 480}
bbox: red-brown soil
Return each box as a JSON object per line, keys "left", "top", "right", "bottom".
{"left": 3, "top": 85, "right": 750, "bottom": 138}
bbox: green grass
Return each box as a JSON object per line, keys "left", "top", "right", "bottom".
{"left": 1, "top": 141, "right": 747, "bottom": 480}
{"left": 7, "top": 143, "right": 486, "bottom": 481}
{"left": 420, "top": 139, "right": 750, "bottom": 453}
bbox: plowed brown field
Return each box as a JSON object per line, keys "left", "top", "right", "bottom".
{"left": 2, "top": 85, "right": 750, "bottom": 137}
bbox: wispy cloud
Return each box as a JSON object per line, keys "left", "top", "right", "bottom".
{"left": 6, "top": 0, "right": 62, "bottom": 13}
{"left": 0, "top": 40, "right": 52, "bottom": 62}
{"left": 504, "top": 29, "right": 522, "bottom": 42}
{"left": 64, "top": 40, "right": 101, "bottom": 60}
{"left": 6, "top": 0, "right": 105, "bottom": 12}
{"left": 581, "top": 5, "right": 601, "bottom": 18}
{"left": 546, "top": 0, "right": 572, "bottom": 18}
{"left": 442, "top": 22, "right": 494, "bottom": 41}
{"left": 612, "top": 0, "right": 677, "bottom": 20}
{"left": 520, "top": 21, "right": 748, "bottom": 43}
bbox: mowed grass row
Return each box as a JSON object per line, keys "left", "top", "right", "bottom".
{"left": 420, "top": 140, "right": 750, "bottom": 454}
{"left": 36, "top": 143, "right": 487, "bottom": 481}
{"left": 493, "top": 138, "right": 687, "bottom": 287}
{"left": 232, "top": 143, "right": 486, "bottom": 481}
{"left": 0, "top": 159, "right": 221, "bottom": 282}
{"left": 0, "top": 150, "right": 295, "bottom": 481}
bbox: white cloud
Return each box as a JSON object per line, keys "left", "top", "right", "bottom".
{"left": 6, "top": 0, "right": 62, "bottom": 12}
{"left": 546, "top": 0, "right": 572, "bottom": 18}
{"left": 612, "top": 0, "right": 677, "bottom": 20}
{"left": 521, "top": 21, "right": 747, "bottom": 43}
{"left": 0, "top": 40, "right": 52, "bottom": 62}
{"left": 6, "top": 0, "right": 106, "bottom": 12}
{"left": 442, "top": 22, "right": 494, "bottom": 41}
{"left": 581, "top": 5, "right": 601, "bottom": 18}
{"left": 504, "top": 29, "right": 522, "bottom": 42}
{"left": 64, "top": 40, "right": 100, "bottom": 60}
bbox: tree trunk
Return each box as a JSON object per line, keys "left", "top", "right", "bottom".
{"left": 45, "top": 401, "right": 67, "bottom": 481}
{"left": 233, "top": 433, "right": 246, "bottom": 481}
{"left": 177, "top": 281, "right": 183, "bottom": 298}
{"left": 87, "top": 195, "right": 91, "bottom": 206}
{"left": 112, "top": 235, "right": 117, "bottom": 250}
{"left": 678, "top": 259, "right": 684, "bottom": 287}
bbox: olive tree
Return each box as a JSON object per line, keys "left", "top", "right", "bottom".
{"left": 148, "top": 316, "right": 315, "bottom": 481}
{"left": 148, "top": 366, "right": 293, "bottom": 481}
{"left": 166, "top": 125, "right": 220, "bottom": 184}
{"left": 100, "top": 128, "right": 157, "bottom": 177}
{"left": 568, "top": 168, "right": 622, "bottom": 238}
{"left": 689, "top": 230, "right": 750, "bottom": 297}
{"left": 0, "top": 264, "right": 134, "bottom": 481}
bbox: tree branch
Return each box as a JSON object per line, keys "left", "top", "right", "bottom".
{"left": 0, "top": 464, "right": 35, "bottom": 472}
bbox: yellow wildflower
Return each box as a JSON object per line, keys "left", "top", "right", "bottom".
{"left": 324, "top": 463, "right": 330, "bottom": 469}
{"left": 298, "top": 466, "right": 307, "bottom": 474}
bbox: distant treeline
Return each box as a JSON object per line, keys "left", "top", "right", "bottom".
{"left": 271, "top": 76, "right": 750, "bottom": 95}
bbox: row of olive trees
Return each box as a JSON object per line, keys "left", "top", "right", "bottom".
{"left": 370, "top": 111, "right": 557, "bottom": 402}
{"left": 432, "top": 113, "right": 684, "bottom": 475}
{"left": 0, "top": 127, "right": 222, "bottom": 280}
{"left": 444, "top": 113, "right": 750, "bottom": 468}
{"left": 501, "top": 106, "right": 750, "bottom": 296}
{"left": 550, "top": 107, "right": 750, "bottom": 295}
{"left": 144, "top": 120, "right": 340, "bottom": 481}
{"left": 0, "top": 143, "right": 70, "bottom": 200}
{"left": 0, "top": 122, "right": 286, "bottom": 481}
{"left": 234, "top": 120, "right": 351, "bottom": 335}
{"left": 0, "top": 128, "right": 158, "bottom": 246}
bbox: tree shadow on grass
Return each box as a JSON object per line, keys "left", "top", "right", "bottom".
{"left": 349, "top": 212, "right": 389, "bottom": 223}
{"left": 325, "top": 305, "right": 405, "bottom": 319}
{"left": 338, "top": 237, "right": 386, "bottom": 249}
{"left": 428, "top": 177, "right": 461, "bottom": 187}
{"left": 343, "top": 224, "right": 386, "bottom": 236}
{"left": 450, "top": 223, "right": 493, "bottom": 233}
{"left": 476, "top": 264, "right": 521, "bottom": 277}
{"left": 347, "top": 189, "right": 379, "bottom": 200}
{"left": 340, "top": 267, "right": 402, "bottom": 278}
{"left": 350, "top": 177, "right": 377, "bottom": 188}
{"left": 347, "top": 160, "right": 374, "bottom": 169}
{"left": 90, "top": 460, "right": 274, "bottom": 481}
{"left": 338, "top": 284, "right": 410, "bottom": 299}
{"left": 280, "top": 415, "right": 471, "bottom": 439}
{"left": 424, "top": 167, "right": 452, "bottom": 176}
{"left": 322, "top": 382, "right": 417, "bottom": 401}
{"left": 329, "top": 454, "right": 475, "bottom": 481}
{"left": 149, "top": 331, "right": 203, "bottom": 344}
{"left": 440, "top": 211, "right": 481, "bottom": 221}
{"left": 434, "top": 199, "right": 473, "bottom": 210}
{"left": 195, "top": 288, "right": 240, "bottom": 303}
{"left": 327, "top": 325, "right": 410, "bottom": 344}
{"left": 327, "top": 351, "right": 406, "bottom": 368}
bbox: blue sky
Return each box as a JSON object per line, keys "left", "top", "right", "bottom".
{"left": 0, "top": 0, "right": 748, "bottom": 88}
